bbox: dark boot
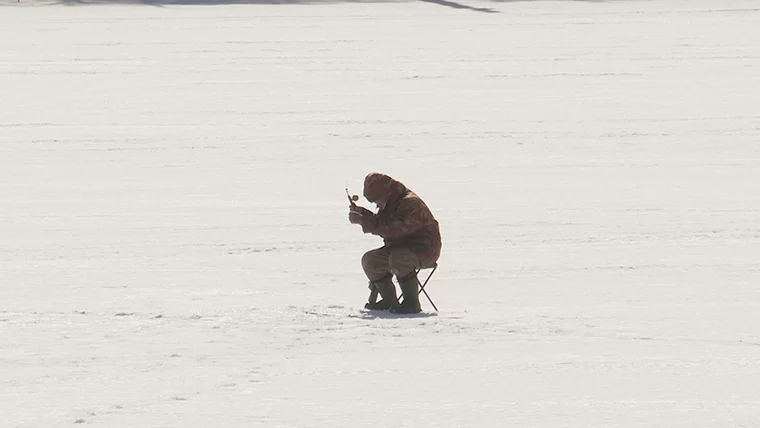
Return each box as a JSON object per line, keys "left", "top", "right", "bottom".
{"left": 364, "top": 275, "right": 397, "bottom": 310}
{"left": 390, "top": 271, "right": 421, "bottom": 314}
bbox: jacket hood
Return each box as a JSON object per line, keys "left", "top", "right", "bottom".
{"left": 363, "top": 173, "right": 408, "bottom": 203}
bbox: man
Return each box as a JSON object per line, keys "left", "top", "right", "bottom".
{"left": 348, "top": 173, "right": 441, "bottom": 314}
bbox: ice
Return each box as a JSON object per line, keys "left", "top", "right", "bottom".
{"left": 1, "top": 1, "right": 759, "bottom": 426}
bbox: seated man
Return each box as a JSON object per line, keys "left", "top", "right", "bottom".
{"left": 348, "top": 173, "right": 441, "bottom": 313}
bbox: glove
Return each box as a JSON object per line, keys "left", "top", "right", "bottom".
{"left": 349, "top": 205, "right": 373, "bottom": 225}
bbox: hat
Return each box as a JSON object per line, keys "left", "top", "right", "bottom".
{"left": 363, "top": 172, "right": 392, "bottom": 203}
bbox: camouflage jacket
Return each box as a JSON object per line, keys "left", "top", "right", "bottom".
{"left": 359, "top": 173, "right": 441, "bottom": 266}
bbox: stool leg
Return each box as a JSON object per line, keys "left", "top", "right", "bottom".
{"left": 418, "top": 281, "right": 438, "bottom": 312}
{"left": 417, "top": 265, "right": 439, "bottom": 312}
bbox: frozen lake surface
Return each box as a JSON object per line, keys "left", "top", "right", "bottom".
{"left": 1, "top": 0, "right": 759, "bottom": 426}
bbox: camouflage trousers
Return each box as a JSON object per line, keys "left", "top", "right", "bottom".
{"left": 361, "top": 246, "right": 423, "bottom": 282}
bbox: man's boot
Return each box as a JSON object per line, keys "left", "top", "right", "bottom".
{"left": 390, "top": 271, "right": 422, "bottom": 314}
{"left": 364, "top": 275, "right": 397, "bottom": 310}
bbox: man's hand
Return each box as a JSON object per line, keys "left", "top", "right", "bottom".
{"left": 349, "top": 205, "right": 373, "bottom": 225}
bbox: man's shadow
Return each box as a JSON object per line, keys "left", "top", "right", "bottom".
{"left": 352, "top": 309, "right": 439, "bottom": 320}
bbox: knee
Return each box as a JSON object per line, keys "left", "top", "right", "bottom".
{"left": 361, "top": 251, "right": 373, "bottom": 271}
{"left": 388, "top": 248, "right": 418, "bottom": 277}
{"left": 362, "top": 250, "right": 383, "bottom": 272}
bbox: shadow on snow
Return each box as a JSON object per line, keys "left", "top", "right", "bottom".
{"left": 351, "top": 309, "right": 439, "bottom": 320}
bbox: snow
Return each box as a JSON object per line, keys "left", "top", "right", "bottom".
{"left": 1, "top": 0, "right": 760, "bottom": 426}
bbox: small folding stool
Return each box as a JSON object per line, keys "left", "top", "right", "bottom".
{"left": 367, "top": 263, "right": 439, "bottom": 312}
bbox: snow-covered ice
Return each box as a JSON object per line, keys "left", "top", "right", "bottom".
{"left": 1, "top": 0, "right": 760, "bottom": 426}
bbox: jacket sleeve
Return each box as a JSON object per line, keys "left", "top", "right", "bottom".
{"left": 361, "top": 198, "right": 429, "bottom": 239}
